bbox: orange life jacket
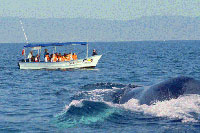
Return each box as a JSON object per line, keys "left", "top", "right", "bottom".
{"left": 57, "top": 56, "right": 62, "bottom": 62}
{"left": 45, "top": 55, "right": 50, "bottom": 61}
{"left": 65, "top": 57, "right": 70, "bottom": 61}
{"left": 53, "top": 55, "right": 57, "bottom": 62}
{"left": 72, "top": 54, "right": 77, "bottom": 60}
{"left": 61, "top": 56, "right": 65, "bottom": 62}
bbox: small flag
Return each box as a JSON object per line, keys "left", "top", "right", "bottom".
{"left": 22, "top": 49, "right": 25, "bottom": 55}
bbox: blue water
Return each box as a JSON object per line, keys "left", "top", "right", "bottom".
{"left": 0, "top": 40, "right": 200, "bottom": 132}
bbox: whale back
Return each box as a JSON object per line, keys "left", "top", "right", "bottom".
{"left": 139, "top": 76, "right": 198, "bottom": 105}
{"left": 117, "top": 76, "right": 200, "bottom": 105}
{"left": 119, "top": 87, "right": 144, "bottom": 104}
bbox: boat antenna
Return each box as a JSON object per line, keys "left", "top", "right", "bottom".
{"left": 20, "top": 20, "right": 29, "bottom": 44}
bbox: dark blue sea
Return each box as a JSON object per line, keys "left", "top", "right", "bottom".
{"left": 0, "top": 40, "right": 200, "bottom": 132}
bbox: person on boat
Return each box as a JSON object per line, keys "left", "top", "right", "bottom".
{"left": 65, "top": 54, "right": 70, "bottom": 61}
{"left": 64, "top": 53, "right": 71, "bottom": 61}
{"left": 35, "top": 54, "right": 39, "bottom": 62}
{"left": 55, "top": 53, "right": 58, "bottom": 57}
{"left": 27, "top": 51, "right": 33, "bottom": 62}
{"left": 92, "top": 49, "right": 97, "bottom": 56}
{"left": 69, "top": 53, "right": 73, "bottom": 60}
{"left": 58, "top": 53, "right": 62, "bottom": 62}
{"left": 51, "top": 54, "right": 57, "bottom": 62}
{"left": 72, "top": 53, "right": 77, "bottom": 60}
{"left": 44, "top": 49, "right": 48, "bottom": 58}
{"left": 51, "top": 54, "right": 53, "bottom": 62}
{"left": 60, "top": 55, "right": 65, "bottom": 62}
{"left": 63, "top": 53, "right": 67, "bottom": 61}
{"left": 45, "top": 53, "right": 50, "bottom": 62}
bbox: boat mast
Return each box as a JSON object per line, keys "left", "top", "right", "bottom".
{"left": 86, "top": 42, "right": 88, "bottom": 58}
{"left": 20, "top": 20, "right": 29, "bottom": 62}
{"left": 20, "top": 20, "right": 29, "bottom": 44}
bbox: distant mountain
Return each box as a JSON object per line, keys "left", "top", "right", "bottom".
{"left": 0, "top": 16, "right": 199, "bottom": 43}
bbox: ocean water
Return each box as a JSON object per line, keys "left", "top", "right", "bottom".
{"left": 0, "top": 40, "right": 200, "bottom": 132}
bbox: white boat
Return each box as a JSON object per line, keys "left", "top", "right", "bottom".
{"left": 18, "top": 42, "right": 102, "bottom": 70}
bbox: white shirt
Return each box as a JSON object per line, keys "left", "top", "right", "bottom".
{"left": 28, "top": 53, "right": 32, "bottom": 59}
{"left": 45, "top": 57, "right": 48, "bottom": 62}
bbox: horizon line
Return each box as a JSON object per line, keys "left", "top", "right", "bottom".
{"left": 0, "top": 15, "right": 199, "bottom": 21}
{"left": 0, "top": 40, "right": 200, "bottom": 44}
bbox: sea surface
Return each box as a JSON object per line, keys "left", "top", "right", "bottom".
{"left": 0, "top": 40, "right": 200, "bottom": 132}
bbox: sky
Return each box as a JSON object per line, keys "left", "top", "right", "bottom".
{"left": 0, "top": 0, "right": 200, "bottom": 20}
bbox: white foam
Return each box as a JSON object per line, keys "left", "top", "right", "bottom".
{"left": 121, "top": 94, "right": 200, "bottom": 123}
{"left": 64, "top": 88, "right": 121, "bottom": 111}
{"left": 83, "top": 87, "right": 122, "bottom": 101}
{"left": 65, "top": 100, "right": 84, "bottom": 110}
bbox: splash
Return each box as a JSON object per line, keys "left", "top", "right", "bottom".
{"left": 65, "top": 100, "right": 84, "bottom": 110}
{"left": 122, "top": 94, "right": 200, "bottom": 123}
{"left": 54, "top": 82, "right": 200, "bottom": 128}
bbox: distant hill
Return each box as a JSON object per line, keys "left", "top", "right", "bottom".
{"left": 0, "top": 16, "right": 199, "bottom": 43}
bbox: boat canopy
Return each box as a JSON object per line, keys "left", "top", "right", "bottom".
{"left": 24, "top": 42, "right": 87, "bottom": 48}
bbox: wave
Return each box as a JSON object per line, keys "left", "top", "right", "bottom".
{"left": 54, "top": 82, "right": 200, "bottom": 128}
{"left": 53, "top": 100, "right": 118, "bottom": 128}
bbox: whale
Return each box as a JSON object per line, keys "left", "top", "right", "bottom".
{"left": 117, "top": 76, "right": 200, "bottom": 105}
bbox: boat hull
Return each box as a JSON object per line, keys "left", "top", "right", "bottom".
{"left": 19, "top": 55, "right": 102, "bottom": 70}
